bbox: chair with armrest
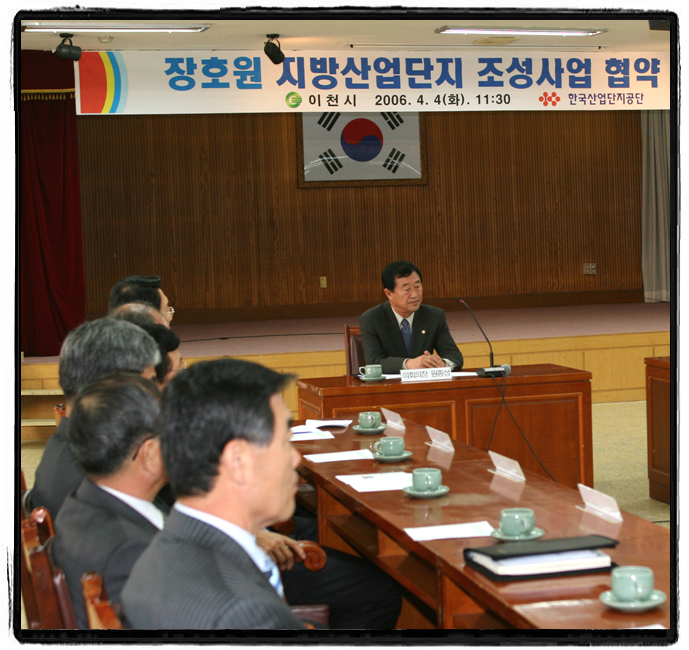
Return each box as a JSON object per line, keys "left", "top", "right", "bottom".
{"left": 81, "top": 572, "right": 123, "bottom": 629}
{"left": 21, "top": 507, "right": 78, "bottom": 629}
{"left": 287, "top": 540, "right": 329, "bottom": 628}
{"left": 344, "top": 325, "right": 365, "bottom": 376}
{"left": 54, "top": 404, "right": 66, "bottom": 425}
{"left": 20, "top": 469, "right": 39, "bottom": 628}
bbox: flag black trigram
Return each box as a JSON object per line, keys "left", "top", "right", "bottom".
{"left": 317, "top": 112, "right": 341, "bottom": 132}
{"left": 318, "top": 149, "right": 343, "bottom": 175}
{"left": 381, "top": 112, "right": 404, "bottom": 130}
{"left": 383, "top": 148, "right": 406, "bottom": 173}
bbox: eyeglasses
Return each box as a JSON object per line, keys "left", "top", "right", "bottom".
{"left": 165, "top": 306, "right": 175, "bottom": 321}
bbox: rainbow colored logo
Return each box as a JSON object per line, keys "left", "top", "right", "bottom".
{"left": 78, "top": 52, "right": 129, "bottom": 114}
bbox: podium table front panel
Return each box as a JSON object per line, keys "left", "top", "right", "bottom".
{"left": 297, "top": 364, "right": 593, "bottom": 489}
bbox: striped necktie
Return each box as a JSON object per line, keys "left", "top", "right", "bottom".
{"left": 262, "top": 557, "right": 284, "bottom": 598}
{"left": 401, "top": 318, "right": 412, "bottom": 357}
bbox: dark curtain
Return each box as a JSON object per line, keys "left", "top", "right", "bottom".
{"left": 20, "top": 52, "right": 86, "bottom": 356}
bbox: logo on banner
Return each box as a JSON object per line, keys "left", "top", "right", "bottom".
{"left": 285, "top": 92, "right": 302, "bottom": 108}
{"left": 539, "top": 92, "right": 561, "bottom": 107}
{"left": 77, "top": 52, "right": 129, "bottom": 114}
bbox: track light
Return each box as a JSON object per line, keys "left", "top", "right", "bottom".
{"left": 55, "top": 33, "right": 81, "bottom": 61}
{"left": 264, "top": 34, "right": 285, "bottom": 65}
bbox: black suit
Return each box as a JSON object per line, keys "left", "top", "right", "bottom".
{"left": 359, "top": 302, "right": 463, "bottom": 373}
{"left": 121, "top": 509, "right": 305, "bottom": 630}
{"left": 52, "top": 477, "right": 162, "bottom": 629}
{"left": 31, "top": 418, "right": 83, "bottom": 518}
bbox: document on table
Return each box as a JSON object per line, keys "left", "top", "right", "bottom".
{"left": 336, "top": 471, "right": 413, "bottom": 493}
{"left": 290, "top": 428, "right": 335, "bottom": 441}
{"left": 404, "top": 521, "right": 494, "bottom": 541}
{"left": 303, "top": 449, "right": 374, "bottom": 463}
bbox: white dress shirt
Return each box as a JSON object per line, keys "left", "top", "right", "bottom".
{"left": 97, "top": 484, "right": 165, "bottom": 530}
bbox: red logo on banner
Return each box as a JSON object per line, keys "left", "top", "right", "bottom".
{"left": 538, "top": 92, "right": 561, "bottom": 107}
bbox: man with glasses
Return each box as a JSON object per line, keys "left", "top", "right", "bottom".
{"left": 108, "top": 275, "right": 175, "bottom": 324}
{"left": 52, "top": 373, "right": 169, "bottom": 629}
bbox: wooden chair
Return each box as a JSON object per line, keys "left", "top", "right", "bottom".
{"left": 20, "top": 507, "right": 78, "bottom": 629}
{"left": 53, "top": 404, "right": 66, "bottom": 425}
{"left": 81, "top": 572, "right": 123, "bottom": 629}
{"left": 344, "top": 325, "right": 365, "bottom": 376}
{"left": 20, "top": 470, "right": 40, "bottom": 628}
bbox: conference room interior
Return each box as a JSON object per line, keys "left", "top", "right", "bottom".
{"left": 17, "top": 9, "right": 675, "bottom": 637}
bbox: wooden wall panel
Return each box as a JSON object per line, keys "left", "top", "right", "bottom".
{"left": 77, "top": 111, "right": 642, "bottom": 318}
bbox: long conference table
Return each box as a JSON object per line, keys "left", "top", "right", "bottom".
{"left": 293, "top": 416, "right": 673, "bottom": 632}
{"left": 297, "top": 364, "right": 593, "bottom": 489}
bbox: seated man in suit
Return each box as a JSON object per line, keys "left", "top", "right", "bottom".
{"left": 30, "top": 318, "right": 161, "bottom": 518}
{"left": 109, "top": 275, "right": 174, "bottom": 324}
{"left": 53, "top": 373, "right": 168, "bottom": 629}
{"left": 122, "top": 359, "right": 401, "bottom": 630}
{"left": 359, "top": 260, "right": 463, "bottom": 373}
{"left": 122, "top": 359, "right": 308, "bottom": 629}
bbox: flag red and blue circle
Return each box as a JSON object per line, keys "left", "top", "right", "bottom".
{"left": 340, "top": 118, "right": 384, "bottom": 162}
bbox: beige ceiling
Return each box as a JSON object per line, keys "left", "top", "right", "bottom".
{"left": 20, "top": 14, "right": 671, "bottom": 54}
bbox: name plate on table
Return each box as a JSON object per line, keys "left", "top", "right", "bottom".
{"left": 400, "top": 367, "right": 452, "bottom": 382}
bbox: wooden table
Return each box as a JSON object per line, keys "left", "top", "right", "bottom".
{"left": 645, "top": 357, "right": 673, "bottom": 504}
{"left": 297, "top": 364, "right": 593, "bottom": 489}
{"left": 294, "top": 417, "right": 673, "bottom": 633}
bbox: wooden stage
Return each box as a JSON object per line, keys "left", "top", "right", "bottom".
{"left": 21, "top": 303, "right": 671, "bottom": 440}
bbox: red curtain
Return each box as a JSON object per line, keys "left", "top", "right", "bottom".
{"left": 20, "top": 52, "right": 86, "bottom": 356}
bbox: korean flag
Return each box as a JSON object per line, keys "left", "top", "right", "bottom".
{"left": 302, "top": 112, "right": 422, "bottom": 182}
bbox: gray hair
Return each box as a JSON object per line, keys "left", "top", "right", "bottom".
{"left": 59, "top": 318, "right": 161, "bottom": 399}
{"left": 109, "top": 302, "right": 167, "bottom": 328}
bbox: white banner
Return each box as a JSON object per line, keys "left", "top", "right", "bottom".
{"left": 75, "top": 49, "right": 671, "bottom": 116}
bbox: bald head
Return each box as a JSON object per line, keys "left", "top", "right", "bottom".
{"left": 109, "top": 302, "right": 169, "bottom": 328}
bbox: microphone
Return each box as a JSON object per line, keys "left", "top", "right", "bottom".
{"left": 457, "top": 299, "right": 511, "bottom": 377}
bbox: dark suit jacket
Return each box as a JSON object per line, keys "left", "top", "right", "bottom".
{"left": 359, "top": 302, "right": 463, "bottom": 374}
{"left": 53, "top": 477, "right": 162, "bottom": 629}
{"left": 31, "top": 418, "right": 83, "bottom": 518}
{"left": 121, "top": 509, "right": 305, "bottom": 630}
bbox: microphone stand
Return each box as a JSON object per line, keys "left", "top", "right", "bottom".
{"left": 457, "top": 299, "right": 510, "bottom": 377}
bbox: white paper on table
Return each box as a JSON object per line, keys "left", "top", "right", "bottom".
{"left": 404, "top": 521, "right": 495, "bottom": 541}
{"left": 577, "top": 483, "right": 623, "bottom": 522}
{"left": 381, "top": 407, "right": 405, "bottom": 430}
{"left": 336, "top": 471, "right": 413, "bottom": 493}
{"left": 305, "top": 419, "right": 352, "bottom": 429}
{"left": 290, "top": 430, "right": 335, "bottom": 441}
{"left": 488, "top": 450, "right": 526, "bottom": 482}
{"left": 303, "top": 449, "right": 374, "bottom": 463}
{"left": 425, "top": 426, "right": 454, "bottom": 452}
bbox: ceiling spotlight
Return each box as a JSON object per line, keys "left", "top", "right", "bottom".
{"left": 264, "top": 34, "right": 285, "bottom": 65}
{"left": 55, "top": 33, "right": 81, "bottom": 61}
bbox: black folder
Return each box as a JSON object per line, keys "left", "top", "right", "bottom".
{"left": 464, "top": 535, "right": 619, "bottom": 582}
